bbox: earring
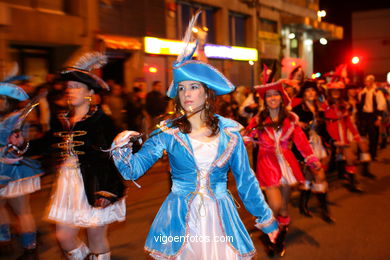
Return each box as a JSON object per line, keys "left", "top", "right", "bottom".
{"left": 205, "top": 100, "right": 209, "bottom": 110}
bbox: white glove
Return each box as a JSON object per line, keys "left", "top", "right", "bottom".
{"left": 113, "top": 131, "right": 141, "bottom": 147}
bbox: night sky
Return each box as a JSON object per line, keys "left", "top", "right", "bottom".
{"left": 313, "top": 0, "right": 390, "bottom": 74}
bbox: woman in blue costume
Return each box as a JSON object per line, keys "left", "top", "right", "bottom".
{"left": 111, "top": 12, "right": 278, "bottom": 259}
{"left": 0, "top": 80, "right": 42, "bottom": 257}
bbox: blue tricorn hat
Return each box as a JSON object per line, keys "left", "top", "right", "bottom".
{"left": 0, "top": 83, "right": 29, "bottom": 101}
{"left": 167, "top": 60, "right": 235, "bottom": 98}
{"left": 166, "top": 11, "right": 235, "bottom": 98}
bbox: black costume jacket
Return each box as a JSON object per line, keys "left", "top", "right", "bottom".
{"left": 291, "top": 102, "right": 331, "bottom": 162}
{"left": 30, "top": 106, "right": 125, "bottom": 207}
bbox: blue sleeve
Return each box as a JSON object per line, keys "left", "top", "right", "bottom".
{"left": 111, "top": 132, "right": 165, "bottom": 181}
{"left": 229, "top": 133, "right": 278, "bottom": 233}
{"left": 0, "top": 112, "right": 21, "bottom": 146}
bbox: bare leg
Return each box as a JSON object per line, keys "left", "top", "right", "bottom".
{"left": 0, "top": 198, "right": 10, "bottom": 226}
{"left": 87, "top": 225, "right": 109, "bottom": 255}
{"left": 56, "top": 223, "right": 81, "bottom": 252}
{"left": 279, "top": 185, "right": 291, "bottom": 217}
{"left": 8, "top": 195, "right": 36, "bottom": 233}
{"left": 7, "top": 195, "right": 38, "bottom": 250}
{"left": 0, "top": 198, "right": 11, "bottom": 242}
{"left": 264, "top": 186, "right": 283, "bottom": 216}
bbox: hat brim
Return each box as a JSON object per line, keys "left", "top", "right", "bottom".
{"left": 296, "top": 81, "right": 321, "bottom": 98}
{"left": 166, "top": 60, "right": 235, "bottom": 98}
{"left": 327, "top": 82, "right": 345, "bottom": 90}
{"left": 59, "top": 68, "right": 109, "bottom": 92}
{"left": 0, "top": 83, "right": 29, "bottom": 101}
{"left": 255, "top": 82, "right": 291, "bottom": 106}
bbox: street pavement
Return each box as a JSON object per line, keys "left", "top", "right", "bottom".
{"left": 2, "top": 144, "right": 390, "bottom": 260}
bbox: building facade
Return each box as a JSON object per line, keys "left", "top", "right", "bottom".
{"left": 0, "top": 0, "right": 98, "bottom": 85}
{"left": 0, "top": 0, "right": 343, "bottom": 92}
{"left": 352, "top": 8, "right": 390, "bottom": 83}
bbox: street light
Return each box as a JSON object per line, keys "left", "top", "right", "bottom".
{"left": 304, "top": 39, "right": 313, "bottom": 45}
{"left": 319, "top": 38, "right": 328, "bottom": 45}
{"left": 351, "top": 56, "right": 360, "bottom": 64}
{"left": 317, "top": 10, "right": 326, "bottom": 21}
{"left": 249, "top": 60, "right": 254, "bottom": 86}
{"left": 288, "top": 33, "right": 296, "bottom": 39}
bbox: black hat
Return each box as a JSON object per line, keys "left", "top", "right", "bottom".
{"left": 58, "top": 52, "right": 109, "bottom": 93}
{"left": 296, "top": 80, "right": 321, "bottom": 98}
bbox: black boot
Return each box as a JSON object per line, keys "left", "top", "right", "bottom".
{"left": 259, "top": 233, "right": 276, "bottom": 257}
{"left": 316, "top": 193, "right": 335, "bottom": 224}
{"left": 380, "top": 133, "right": 387, "bottom": 149}
{"left": 336, "top": 160, "right": 346, "bottom": 180}
{"left": 347, "top": 173, "right": 364, "bottom": 193}
{"left": 299, "top": 190, "right": 312, "bottom": 217}
{"left": 361, "top": 162, "right": 376, "bottom": 179}
{"left": 16, "top": 248, "right": 38, "bottom": 260}
{"left": 275, "top": 226, "right": 288, "bottom": 257}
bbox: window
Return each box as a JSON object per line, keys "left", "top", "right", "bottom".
{"left": 3, "top": 0, "right": 66, "bottom": 12}
{"left": 177, "top": 1, "right": 216, "bottom": 43}
{"left": 290, "top": 38, "right": 299, "bottom": 58}
{"left": 259, "top": 18, "right": 278, "bottom": 33}
{"left": 10, "top": 46, "right": 51, "bottom": 86}
{"left": 229, "top": 12, "right": 247, "bottom": 46}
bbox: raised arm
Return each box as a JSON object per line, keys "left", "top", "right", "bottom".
{"left": 111, "top": 130, "right": 165, "bottom": 181}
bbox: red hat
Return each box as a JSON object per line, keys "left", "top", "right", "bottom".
{"left": 327, "top": 81, "right": 345, "bottom": 90}
{"left": 254, "top": 81, "right": 291, "bottom": 106}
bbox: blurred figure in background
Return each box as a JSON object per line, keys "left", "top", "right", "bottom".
{"left": 324, "top": 82, "right": 364, "bottom": 192}
{"left": 292, "top": 80, "right": 334, "bottom": 223}
{"left": 346, "top": 83, "right": 375, "bottom": 179}
{"left": 103, "top": 81, "right": 126, "bottom": 130}
{"left": 0, "top": 80, "right": 42, "bottom": 259}
{"left": 357, "top": 75, "right": 386, "bottom": 161}
{"left": 217, "top": 93, "right": 238, "bottom": 120}
{"left": 145, "top": 81, "right": 168, "bottom": 132}
{"left": 233, "top": 85, "right": 250, "bottom": 125}
{"left": 125, "top": 86, "right": 145, "bottom": 132}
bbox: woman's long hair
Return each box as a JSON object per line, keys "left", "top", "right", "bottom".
{"left": 257, "top": 92, "right": 294, "bottom": 131}
{"left": 171, "top": 83, "right": 219, "bottom": 136}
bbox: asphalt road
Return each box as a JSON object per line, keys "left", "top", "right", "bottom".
{"left": 2, "top": 145, "right": 390, "bottom": 260}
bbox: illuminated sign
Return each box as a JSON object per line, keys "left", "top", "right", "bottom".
{"left": 144, "top": 37, "right": 258, "bottom": 61}
{"left": 148, "top": 66, "right": 158, "bottom": 73}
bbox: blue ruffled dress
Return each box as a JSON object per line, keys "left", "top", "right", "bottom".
{"left": 112, "top": 115, "right": 277, "bottom": 258}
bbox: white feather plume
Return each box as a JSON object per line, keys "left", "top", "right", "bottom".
{"left": 176, "top": 10, "right": 201, "bottom": 64}
{"left": 73, "top": 52, "right": 107, "bottom": 71}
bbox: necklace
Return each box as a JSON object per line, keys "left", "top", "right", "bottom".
{"left": 270, "top": 117, "right": 281, "bottom": 131}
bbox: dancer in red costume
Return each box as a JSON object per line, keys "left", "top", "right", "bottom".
{"left": 323, "top": 81, "right": 363, "bottom": 192}
{"left": 245, "top": 81, "right": 321, "bottom": 256}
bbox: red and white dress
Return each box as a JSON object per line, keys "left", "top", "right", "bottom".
{"left": 247, "top": 114, "right": 319, "bottom": 188}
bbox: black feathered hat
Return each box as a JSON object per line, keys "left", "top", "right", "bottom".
{"left": 59, "top": 52, "right": 109, "bottom": 92}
